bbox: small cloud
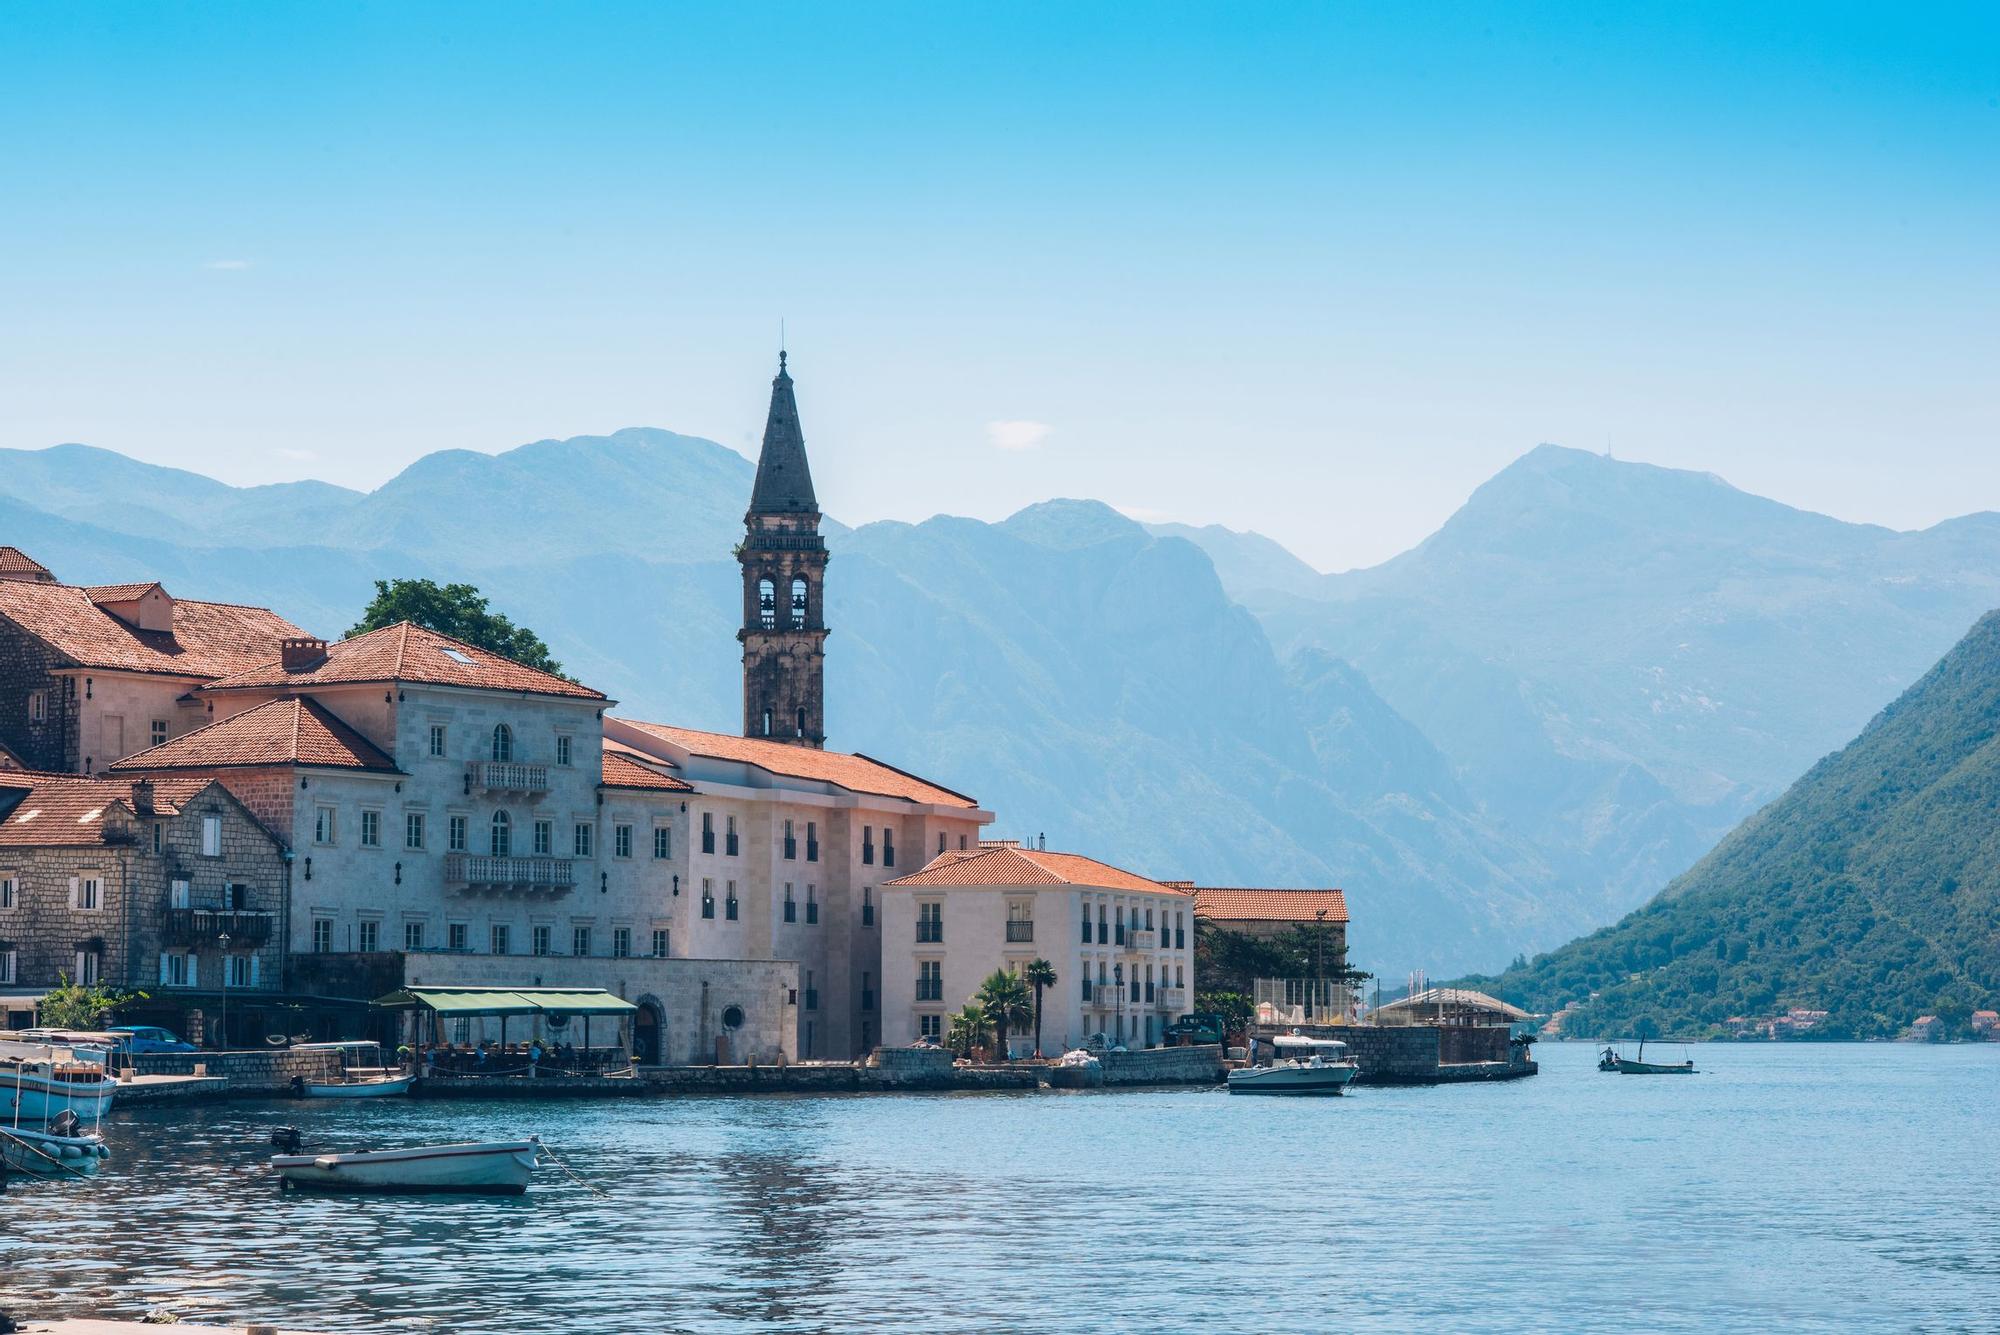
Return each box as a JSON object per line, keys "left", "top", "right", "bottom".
{"left": 986, "top": 419, "right": 1051, "bottom": 451}
{"left": 203, "top": 259, "right": 253, "bottom": 271}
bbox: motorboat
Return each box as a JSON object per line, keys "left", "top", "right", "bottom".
{"left": 1, "top": 1039, "right": 120, "bottom": 1122}
{"left": 290, "top": 1041, "right": 416, "bottom": 1098}
{"left": 1226, "top": 1034, "right": 1360, "bottom": 1096}
{"left": 2, "top": 1111, "right": 110, "bottom": 1175}
{"left": 271, "top": 1136, "right": 542, "bottom": 1195}
{"left": 1601, "top": 1041, "right": 1696, "bottom": 1075}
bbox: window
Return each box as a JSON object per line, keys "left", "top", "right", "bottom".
{"left": 491, "top": 724, "right": 513, "bottom": 762}
{"left": 0, "top": 950, "right": 14, "bottom": 984}
{"left": 556, "top": 735, "right": 572, "bottom": 767}
{"left": 404, "top": 921, "right": 425, "bottom": 951}
{"left": 783, "top": 819, "right": 796, "bottom": 860}
{"left": 448, "top": 922, "right": 468, "bottom": 952}
{"left": 861, "top": 886, "right": 874, "bottom": 928}
{"left": 882, "top": 828, "right": 895, "bottom": 868}
{"left": 358, "top": 920, "right": 379, "bottom": 953}
{"left": 490, "top": 812, "right": 512, "bottom": 856}
{"left": 0, "top": 874, "right": 14, "bottom": 910}
{"left": 1006, "top": 902, "right": 1034, "bottom": 943}
{"left": 151, "top": 719, "right": 169, "bottom": 747}
{"left": 806, "top": 821, "right": 818, "bottom": 862}
{"left": 572, "top": 925, "right": 591, "bottom": 957}
{"left": 762, "top": 707, "right": 773, "bottom": 737}
{"left": 862, "top": 972, "right": 875, "bottom": 1011}
{"left": 312, "top": 919, "right": 332, "bottom": 953}
{"left": 804, "top": 972, "right": 818, "bottom": 1011}
{"left": 359, "top": 810, "right": 381, "bottom": 847}
{"left": 429, "top": 724, "right": 447, "bottom": 758}
{"left": 228, "top": 955, "right": 254, "bottom": 988}
{"left": 449, "top": 815, "right": 468, "bottom": 852}
{"left": 651, "top": 928, "right": 669, "bottom": 958}
{"left": 917, "top": 960, "right": 943, "bottom": 1001}
{"left": 783, "top": 883, "right": 796, "bottom": 923}
{"left": 614, "top": 824, "right": 632, "bottom": 858}
{"left": 919, "top": 1014, "right": 942, "bottom": 1043}
{"left": 701, "top": 879, "right": 715, "bottom": 919}
{"left": 162, "top": 952, "right": 192, "bottom": 987}
{"left": 405, "top": 812, "right": 426, "bottom": 850}
{"left": 1176, "top": 911, "right": 1186, "bottom": 950}
{"left": 917, "top": 902, "right": 942, "bottom": 943}
{"left": 72, "top": 876, "right": 101, "bottom": 911}
{"left": 75, "top": 950, "right": 101, "bottom": 986}
{"left": 757, "top": 576, "right": 777, "bottom": 630}
{"left": 653, "top": 826, "right": 672, "bottom": 859}
{"left": 491, "top": 924, "right": 511, "bottom": 955}
{"left": 1097, "top": 904, "right": 1108, "bottom": 944}
{"left": 701, "top": 812, "right": 715, "bottom": 855}
{"left": 862, "top": 826, "right": 874, "bottom": 865}
{"left": 790, "top": 577, "right": 808, "bottom": 629}
{"left": 612, "top": 927, "right": 631, "bottom": 958}
{"left": 532, "top": 925, "right": 552, "bottom": 956}
{"left": 1146, "top": 907, "right": 1155, "bottom": 931}
{"left": 805, "top": 885, "right": 818, "bottom": 925}
{"left": 724, "top": 816, "right": 738, "bottom": 857}
{"left": 1082, "top": 974, "right": 1092, "bottom": 1002}
{"left": 574, "top": 823, "right": 594, "bottom": 858}
{"left": 315, "top": 805, "right": 337, "bottom": 844}
{"left": 1115, "top": 911, "right": 1125, "bottom": 946}
{"left": 725, "top": 882, "right": 739, "bottom": 921}
{"left": 27, "top": 691, "right": 45, "bottom": 723}
{"left": 938, "top": 832, "right": 947, "bottom": 855}
{"left": 532, "top": 820, "right": 552, "bottom": 856}
{"left": 1081, "top": 906, "right": 1092, "bottom": 944}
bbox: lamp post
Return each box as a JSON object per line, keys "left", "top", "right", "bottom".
{"left": 217, "top": 931, "right": 231, "bottom": 1050}
{"left": 1113, "top": 962, "right": 1124, "bottom": 1048}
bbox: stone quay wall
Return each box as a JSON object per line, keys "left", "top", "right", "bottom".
{"left": 130, "top": 1046, "right": 344, "bottom": 1093}
{"left": 1249, "top": 1023, "right": 1533, "bottom": 1085}
{"left": 1099, "top": 1044, "right": 1224, "bottom": 1086}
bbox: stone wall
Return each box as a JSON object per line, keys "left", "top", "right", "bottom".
{"left": 1251, "top": 1023, "right": 1525, "bottom": 1084}
{"left": 0, "top": 618, "right": 74, "bottom": 771}
{"left": 865, "top": 1043, "right": 958, "bottom": 1088}
{"left": 130, "top": 1046, "right": 343, "bottom": 1093}
{"left": 1099, "top": 1044, "right": 1224, "bottom": 1086}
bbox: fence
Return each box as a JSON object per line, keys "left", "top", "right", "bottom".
{"left": 1253, "top": 977, "right": 1358, "bottom": 1025}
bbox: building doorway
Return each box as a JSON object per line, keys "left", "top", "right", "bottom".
{"left": 634, "top": 999, "right": 664, "bottom": 1066}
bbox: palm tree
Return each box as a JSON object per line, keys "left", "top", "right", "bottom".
{"left": 946, "top": 1002, "right": 992, "bottom": 1058}
{"left": 1022, "top": 958, "right": 1058, "bottom": 1056}
{"left": 976, "top": 968, "right": 1034, "bottom": 1061}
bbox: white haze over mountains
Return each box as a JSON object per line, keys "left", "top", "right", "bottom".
{"left": 4, "top": 434, "right": 1997, "bottom": 978}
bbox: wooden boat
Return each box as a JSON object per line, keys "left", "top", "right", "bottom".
{"left": 1603, "top": 1041, "right": 1696, "bottom": 1074}
{"left": 1227, "top": 1034, "right": 1360, "bottom": 1096}
{"left": 271, "top": 1138, "right": 541, "bottom": 1195}
{"left": 1, "top": 1039, "right": 120, "bottom": 1122}
{"left": 290, "top": 1040, "right": 416, "bottom": 1098}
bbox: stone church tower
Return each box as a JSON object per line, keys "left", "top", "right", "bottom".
{"left": 738, "top": 352, "right": 829, "bottom": 748}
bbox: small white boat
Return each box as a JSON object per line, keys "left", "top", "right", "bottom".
{"left": 1, "top": 1039, "right": 120, "bottom": 1122}
{"left": 1226, "top": 1034, "right": 1360, "bottom": 1096}
{"left": 2, "top": 1118, "right": 112, "bottom": 1175}
{"left": 290, "top": 1041, "right": 416, "bottom": 1098}
{"left": 271, "top": 1138, "right": 541, "bottom": 1195}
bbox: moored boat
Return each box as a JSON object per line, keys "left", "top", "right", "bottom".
{"left": 1, "top": 1039, "right": 120, "bottom": 1122}
{"left": 271, "top": 1137, "right": 541, "bottom": 1195}
{"left": 290, "top": 1040, "right": 417, "bottom": 1098}
{"left": 1601, "top": 1041, "right": 1696, "bottom": 1074}
{"left": 1227, "top": 1034, "right": 1360, "bottom": 1096}
{"left": 2, "top": 1113, "right": 111, "bottom": 1175}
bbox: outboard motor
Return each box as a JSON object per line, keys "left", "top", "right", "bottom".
{"left": 288, "top": 1074, "right": 305, "bottom": 1099}
{"left": 49, "top": 1109, "right": 82, "bottom": 1138}
{"left": 269, "top": 1126, "right": 304, "bottom": 1155}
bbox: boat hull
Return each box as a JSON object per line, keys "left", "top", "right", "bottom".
{"left": 1616, "top": 1060, "right": 1695, "bottom": 1075}
{"left": 272, "top": 1139, "right": 538, "bottom": 1195}
{"left": 1226, "top": 1063, "right": 1359, "bottom": 1096}
{"left": 301, "top": 1073, "right": 416, "bottom": 1098}
{"left": 2, "top": 1126, "right": 111, "bottom": 1174}
{"left": 4, "top": 1073, "right": 119, "bottom": 1123}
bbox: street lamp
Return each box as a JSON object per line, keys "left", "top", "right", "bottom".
{"left": 217, "top": 931, "right": 231, "bottom": 1050}
{"left": 1113, "top": 962, "right": 1124, "bottom": 1048}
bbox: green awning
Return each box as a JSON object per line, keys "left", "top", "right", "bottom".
{"left": 372, "top": 986, "right": 638, "bottom": 1017}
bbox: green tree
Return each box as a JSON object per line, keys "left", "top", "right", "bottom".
{"left": 37, "top": 974, "right": 144, "bottom": 1030}
{"left": 1196, "top": 989, "right": 1255, "bottom": 1044}
{"left": 946, "top": 1002, "right": 992, "bottom": 1058}
{"left": 976, "top": 969, "right": 1034, "bottom": 1060}
{"left": 1021, "top": 958, "right": 1058, "bottom": 1056}
{"left": 347, "top": 579, "right": 569, "bottom": 678}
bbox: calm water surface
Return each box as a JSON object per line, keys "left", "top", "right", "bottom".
{"left": 4, "top": 1043, "right": 1998, "bottom": 1333}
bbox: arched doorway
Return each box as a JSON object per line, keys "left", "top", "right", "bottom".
{"left": 634, "top": 999, "right": 664, "bottom": 1066}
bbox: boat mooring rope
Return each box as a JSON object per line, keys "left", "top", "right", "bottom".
{"left": 0, "top": 1126, "right": 97, "bottom": 1182}
{"left": 535, "top": 1140, "right": 607, "bottom": 1197}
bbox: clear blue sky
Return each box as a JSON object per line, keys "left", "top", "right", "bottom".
{"left": 2, "top": 3, "right": 1994, "bottom": 570}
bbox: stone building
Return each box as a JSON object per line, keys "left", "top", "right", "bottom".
{"left": 879, "top": 841, "right": 1198, "bottom": 1054}
{"left": 1191, "top": 886, "right": 1348, "bottom": 949}
{"left": 0, "top": 770, "right": 288, "bottom": 1037}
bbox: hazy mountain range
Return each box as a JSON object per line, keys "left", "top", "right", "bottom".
{"left": 4, "top": 434, "right": 1997, "bottom": 979}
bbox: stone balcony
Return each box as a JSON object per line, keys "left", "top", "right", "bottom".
{"left": 159, "top": 908, "right": 275, "bottom": 948}
{"left": 1157, "top": 987, "right": 1189, "bottom": 1013}
{"left": 443, "top": 854, "right": 575, "bottom": 897}
{"left": 465, "top": 760, "right": 550, "bottom": 794}
{"left": 1122, "top": 929, "right": 1159, "bottom": 953}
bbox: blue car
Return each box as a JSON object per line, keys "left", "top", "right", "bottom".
{"left": 107, "top": 1025, "right": 197, "bottom": 1054}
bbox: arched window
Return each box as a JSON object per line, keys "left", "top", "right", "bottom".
{"left": 762, "top": 708, "right": 773, "bottom": 737}
{"left": 790, "top": 577, "right": 808, "bottom": 628}
{"left": 491, "top": 724, "right": 512, "bottom": 763}
{"left": 758, "top": 578, "right": 777, "bottom": 630}
{"left": 795, "top": 707, "right": 807, "bottom": 738}
{"left": 490, "top": 810, "right": 512, "bottom": 856}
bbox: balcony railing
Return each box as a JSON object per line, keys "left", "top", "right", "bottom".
{"left": 1005, "top": 921, "right": 1035, "bottom": 943}
{"left": 1157, "top": 987, "right": 1189, "bottom": 1013}
{"left": 466, "top": 761, "right": 550, "bottom": 794}
{"left": 443, "top": 854, "right": 575, "bottom": 896}
{"left": 1123, "top": 929, "right": 1159, "bottom": 952}
{"left": 159, "top": 908, "right": 275, "bottom": 948}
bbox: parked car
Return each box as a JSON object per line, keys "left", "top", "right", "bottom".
{"left": 106, "top": 1025, "right": 197, "bottom": 1054}
{"left": 1164, "top": 1013, "right": 1226, "bottom": 1045}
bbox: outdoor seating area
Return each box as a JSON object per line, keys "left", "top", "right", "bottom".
{"left": 420, "top": 1041, "right": 632, "bottom": 1079}
{"left": 374, "top": 985, "right": 642, "bottom": 1079}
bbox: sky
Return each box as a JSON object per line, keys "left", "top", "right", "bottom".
{"left": 2, "top": 3, "right": 1995, "bottom": 572}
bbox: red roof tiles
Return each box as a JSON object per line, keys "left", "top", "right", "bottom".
{"left": 83, "top": 582, "right": 165, "bottom": 604}
{"left": 887, "top": 843, "right": 1180, "bottom": 893}
{"left": 1193, "top": 887, "right": 1349, "bottom": 925}
{"left": 613, "top": 719, "right": 975, "bottom": 808}
{"left": 0, "top": 772, "right": 213, "bottom": 847}
{"left": 601, "top": 749, "right": 695, "bottom": 793}
{"left": 0, "top": 547, "right": 56, "bottom": 582}
{"left": 202, "top": 622, "right": 605, "bottom": 701}
{"left": 0, "top": 580, "right": 306, "bottom": 678}
{"left": 108, "top": 698, "right": 399, "bottom": 773}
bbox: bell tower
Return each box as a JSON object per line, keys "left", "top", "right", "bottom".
{"left": 738, "top": 351, "right": 829, "bottom": 748}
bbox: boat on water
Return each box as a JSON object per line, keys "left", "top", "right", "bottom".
{"left": 2, "top": 1111, "right": 111, "bottom": 1175}
{"left": 1226, "top": 1034, "right": 1360, "bottom": 1096}
{"left": 1, "top": 1039, "right": 120, "bottom": 1122}
{"left": 1599, "top": 1042, "right": 1696, "bottom": 1075}
{"left": 289, "top": 1040, "right": 416, "bottom": 1098}
{"left": 271, "top": 1137, "right": 542, "bottom": 1195}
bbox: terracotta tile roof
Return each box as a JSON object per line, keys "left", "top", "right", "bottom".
{"left": 613, "top": 719, "right": 976, "bottom": 808}
{"left": 107, "top": 698, "right": 400, "bottom": 773}
{"left": 0, "top": 772, "right": 212, "bottom": 847}
{"left": 886, "top": 842, "right": 1181, "bottom": 893}
{"left": 1193, "top": 887, "right": 1349, "bottom": 925}
{"left": 0, "top": 580, "right": 307, "bottom": 678}
{"left": 83, "top": 582, "right": 164, "bottom": 603}
{"left": 0, "top": 547, "right": 56, "bottom": 582}
{"left": 201, "top": 621, "right": 605, "bottom": 701}
{"left": 601, "top": 749, "right": 695, "bottom": 793}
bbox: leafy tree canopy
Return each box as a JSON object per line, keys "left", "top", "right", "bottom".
{"left": 348, "top": 578, "right": 569, "bottom": 679}
{"left": 37, "top": 974, "right": 144, "bottom": 1030}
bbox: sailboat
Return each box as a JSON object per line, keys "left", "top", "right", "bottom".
{"left": 1599, "top": 1040, "right": 1695, "bottom": 1074}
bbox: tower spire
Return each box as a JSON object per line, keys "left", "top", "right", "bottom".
{"left": 737, "top": 354, "right": 829, "bottom": 748}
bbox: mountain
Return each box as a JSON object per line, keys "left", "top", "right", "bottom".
{"left": 1473, "top": 610, "right": 2000, "bottom": 1039}
{"left": 1143, "top": 521, "right": 1326, "bottom": 600}
{"left": 1255, "top": 444, "right": 2000, "bottom": 923}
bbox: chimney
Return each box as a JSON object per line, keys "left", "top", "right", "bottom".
{"left": 130, "top": 780, "right": 156, "bottom": 818}
{"left": 281, "top": 636, "right": 328, "bottom": 672}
